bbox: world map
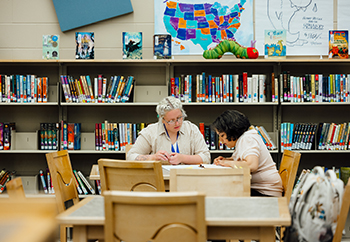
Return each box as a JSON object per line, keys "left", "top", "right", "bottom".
{"left": 155, "top": 0, "right": 253, "bottom": 55}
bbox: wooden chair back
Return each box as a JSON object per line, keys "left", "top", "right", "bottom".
{"left": 104, "top": 190, "right": 206, "bottom": 242}
{"left": 125, "top": 143, "right": 133, "bottom": 159}
{"left": 0, "top": 197, "right": 58, "bottom": 242}
{"left": 279, "top": 150, "right": 301, "bottom": 203}
{"left": 98, "top": 158, "right": 165, "bottom": 192}
{"left": 170, "top": 163, "right": 250, "bottom": 197}
{"left": 333, "top": 178, "right": 350, "bottom": 242}
{"left": 46, "top": 150, "right": 80, "bottom": 242}
{"left": 6, "top": 177, "right": 25, "bottom": 199}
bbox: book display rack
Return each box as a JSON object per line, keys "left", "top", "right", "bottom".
{"left": 1, "top": 59, "right": 350, "bottom": 181}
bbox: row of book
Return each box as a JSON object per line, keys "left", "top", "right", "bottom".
{"left": 39, "top": 168, "right": 100, "bottom": 195}
{"left": 0, "top": 74, "right": 49, "bottom": 103}
{"left": 171, "top": 73, "right": 268, "bottom": 103}
{"left": 277, "top": 73, "right": 350, "bottom": 103}
{"left": 281, "top": 122, "right": 350, "bottom": 151}
{"left": 281, "top": 123, "right": 318, "bottom": 151}
{"left": 0, "top": 123, "right": 13, "bottom": 150}
{"left": 60, "top": 75, "right": 135, "bottom": 103}
{"left": 317, "top": 122, "right": 350, "bottom": 150}
{"left": 95, "top": 122, "right": 147, "bottom": 151}
{"left": 60, "top": 122, "right": 81, "bottom": 150}
{"left": 40, "top": 123, "right": 59, "bottom": 150}
{"left": 199, "top": 123, "right": 277, "bottom": 151}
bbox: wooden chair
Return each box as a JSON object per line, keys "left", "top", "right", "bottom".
{"left": 125, "top": 143, "right": 133, "bottom": 159}
{"left": 6, "top": 177, "right": 25, "bottom": 199}
{"left": 170, "top": 163, "right": 250, "bottom": 197}
{"left": 278, "top": 149, "right": 301, "bottom": 241}
{"left": 46, "top": 150, "right": 80, "bottom": 242}
{"left": 279, "top": 150, "right": 301, "bottom": 203}
{"left": 332, "top": 178, "right": 350, "bottom": 242}
{"left": 104, "top": 190, "right": 206, "bottom": 242}
{"left": 0, "top": 197, "right": 58, "bottom": 242}
{"left": 98, "top": 158, "right": 165, "bottom": 192}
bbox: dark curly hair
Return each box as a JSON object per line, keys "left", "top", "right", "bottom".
{"left": 211, "top": 110, "right": 251, "bottom": 141}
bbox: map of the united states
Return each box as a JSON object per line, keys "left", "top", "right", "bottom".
{"left": 163, "top": 0, "right": 246, "bottom": 51}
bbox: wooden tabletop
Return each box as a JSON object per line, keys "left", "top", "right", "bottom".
{"left": 57, "top": 195, "right": 291, "bottom": 227}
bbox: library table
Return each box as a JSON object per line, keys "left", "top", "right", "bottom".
{"left": 56, "top": 195, "right": 291, "bottom": 242}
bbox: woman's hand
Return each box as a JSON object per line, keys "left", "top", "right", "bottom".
{"left": 151, "top": 150, "right": 170, "bottom": 161}
{"left": 168, "top": 153, "right": 183, "bottom": 165}
{"left": 213, "top": 156, "right": 225, "bottom": 165}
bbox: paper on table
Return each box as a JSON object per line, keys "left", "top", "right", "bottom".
{"left": 162, "top": 164, "right": 230, "bottom": 171}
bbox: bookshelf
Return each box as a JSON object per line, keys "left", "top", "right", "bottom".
{"left": 1, "top": 59, "right": 350, "bottom": 184}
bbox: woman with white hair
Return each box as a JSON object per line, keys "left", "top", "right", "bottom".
{"left": 127, "top": 96, "right": 210, "bottom": 165}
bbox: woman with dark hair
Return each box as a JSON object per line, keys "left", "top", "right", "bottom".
{"left": 212, "top": 110, "right": 282, "bottom": 197}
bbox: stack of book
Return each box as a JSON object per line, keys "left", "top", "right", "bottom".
{"left": 95, "top": 121, "right": 146, "bottom": 151}
{"left": 39, "top": 123, "right": 59, "bottom": 150}
{"left": 60, "top": 75, "right": 135, "bottom": 103}
{"left": 171, "top": 72, "right": 269, "bottom": 103}
{"left": 0, "top": 74, "right": 49, "bottom": 103}
{"left": 317, "top": 122, "right": 350, "bottom": 150}
{"left": 279, "top": 72, "right": 350, "bottom": 103}
{"left": 281, "top": 122, "right": 318, "bottom": 151}
{"left": 60, "top": 122, "right": 81, "bottom": 150}
{"left": 39, "top": 168, "right": 99, "bottom": 195}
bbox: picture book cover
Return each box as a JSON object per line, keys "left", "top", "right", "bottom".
{"left": 329, "top": 30, "right": 348, "bottom": 59}
{"left": 264, "top": 30, "right": 286, "bottom": 58}
{"left": 153, "top": 34, "right": 171, "bottom": 59}
{"left": 75, "top": 32, "right": 94, "bottom": 59}
{"left": 122, "top": 32, "right": 142, "bottom": 59}
{"left": 42, "top": 35, "right": 59, "bottom": 60}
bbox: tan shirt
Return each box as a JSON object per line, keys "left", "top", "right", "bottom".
{"left": 231, "top": 129, "right": 283, "bottom": 197}
{"left": 126, "top": 120, "right": 211, "bottom": 164}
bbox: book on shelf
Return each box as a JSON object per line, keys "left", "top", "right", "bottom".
{"left": 329, "top": 30, "right": 348, "bottom": 59}
{"left": 42, "top": 35, "right": 59, "bottom": 60}
{"left": 75, "top": 32, "right": 94, "bottom": 59}
{"left": 39, "top": 169, "right": 48, "bottom": 194}
{"left": 279, "top": 73, "right": 350, "bottom": 103}
{"left": 94, "top": 121, "right": 147, "bottom": 151}
{"left": 0, "top": 74, "right": 49, "bottom": 103}
{"left": 60, "top": 75, "right": 135, "bottom": 103}
{"left": 153, "top": 34, "right": 171, "bottom": 59}
{"left": 60, "top": 122, "right": 81, "bottom": 151}
{"left": 77, "top": 170, "right": 95, "bottom": 195}
{"left": 171, "top": 72, "right": 268, "bottom": 103}
{"left": 280, "top": 121, "right": 350, "bottom": 151}
{"left": 264, "top": 29, "right": 286, "bottom": 58}
{"left": 73, "top": 169, "right": 88, "bottom": 195}
{"left": 122, "top": 32, "right": 142, "bottom": 59}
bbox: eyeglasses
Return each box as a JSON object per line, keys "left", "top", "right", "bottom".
{"left": 163, "top": 115, "right": 184, "bottom": 125}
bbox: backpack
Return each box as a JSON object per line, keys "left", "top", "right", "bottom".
{"left": 284, "top": 166, "right": 344, "bottom": 242}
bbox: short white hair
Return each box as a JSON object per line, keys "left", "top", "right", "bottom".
{"left": 156, "top": 96, "right": 187, "bottom": 121}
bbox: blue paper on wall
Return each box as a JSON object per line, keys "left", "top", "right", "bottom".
{"left": 52, "top": 0, "right": 133, "bottom": 32}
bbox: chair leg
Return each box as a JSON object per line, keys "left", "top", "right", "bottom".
{"left": 60, "top": 225, "right": 67, "bottom": 242}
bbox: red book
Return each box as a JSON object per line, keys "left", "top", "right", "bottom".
{"left": 67, "top": 123, "right": 75, "bottom": 150}
{"left": 243, "top": 72, "right": 248, "bottom": 102}
{"left": 95, "top": 123, "right": 99, "bottom": 151}
{"left": 199, "top": 122, "right": 205, "bottom": 138}
{"left": 171, "top": 78, "right": 175, "bottom": 96}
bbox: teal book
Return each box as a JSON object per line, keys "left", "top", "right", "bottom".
{"left": 122, "top": 32, "right": 142, "bottom": 59}
{"left": 75, "top": 32, "right": 94, "bottom": 59}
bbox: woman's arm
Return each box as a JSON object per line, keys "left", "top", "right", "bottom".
{"left": 215, "top": 154, "right": 259, "bottom": 173}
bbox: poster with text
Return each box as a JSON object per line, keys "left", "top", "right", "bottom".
{"left": 255, "top": 0, "right": 333, "bottom": 56}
